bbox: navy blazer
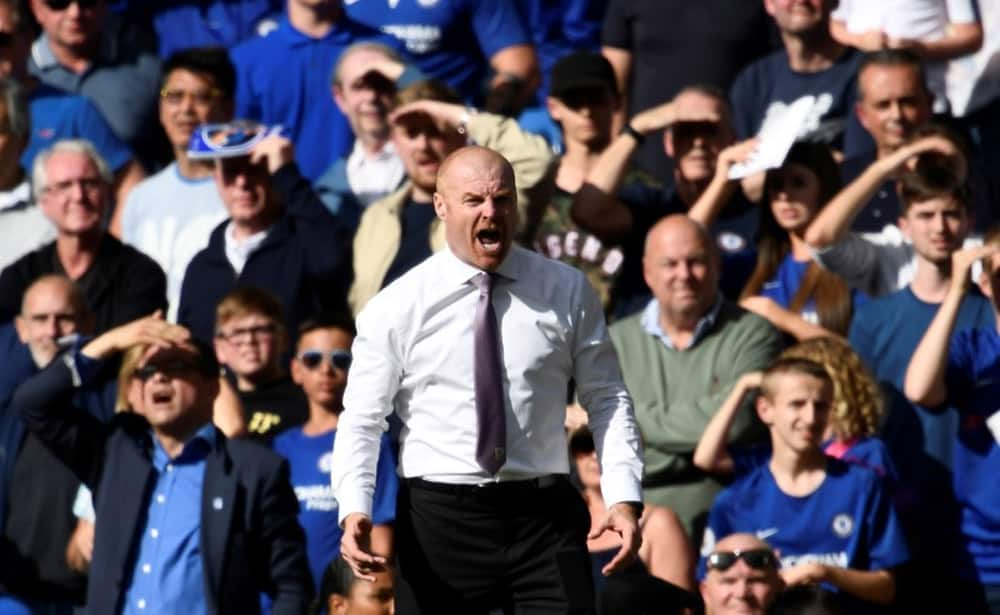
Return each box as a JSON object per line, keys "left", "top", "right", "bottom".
{"left": 13, "top": 354, "right": 312, "bottom": 615}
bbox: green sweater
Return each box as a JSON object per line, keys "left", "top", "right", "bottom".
{"left": 610, "top": 301, "right": 783, "bottom": 484}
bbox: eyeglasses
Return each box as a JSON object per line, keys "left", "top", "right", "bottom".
{"left": 43, "top": 0, "right": 99, "bottom": 10}
{"left": 41, "top": 177, "right": 104, "bottom": 197}
{"left": 298, "top": 349, "right": 352, "bottom": 371}
{"left": 671, "top": 120, "right": 722, "bottom": 140}
{"left": 160, "top": 87, "right": 222, "bottom": 107}
{"left": 217, "top": 323, "right": 277, "bottom": 344}
{"left": 134, "top": 360, "right": 202, "bottom": 382}
{"left": 706, "top": 549, "right": 778, "bottom": 572}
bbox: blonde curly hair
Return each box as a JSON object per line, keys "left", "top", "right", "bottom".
{"left": 780, "top": 337, "right": 883, "bottom": 441}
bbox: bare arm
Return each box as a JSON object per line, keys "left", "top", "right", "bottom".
{"left": 888, "top": 22, "right": 983, "bottom": 61}
{"left": 601, "top": 46, "right": 632, "bottom": 135}
{"left": 804, "top": 136, "right": 960, "bottom": 249}
{"left": 687, "top": 139, "right": 758, "bottom": 228}
{"left": 638, "top": 506, "right": 695, "bottom": 591}
{"left": 65, "top": 518, "right": 94, "bottom": 573}
{"left": 693, "top": 371, "right": 762, "bottom": 474}
{"left": 904, "top": 245, "right": 997, "bottom": 406}
{"left": 782, "top": 563, "right": 896, "bottom": 604}
{"left": 213, "top": 376, "right": 247, "bottom": 438}
{"left": 740, "top": 296, "right": 836, "bottom": 342}
{"left": 573, "top": 98, "right": 720, "bottom": 243}
{"left": 829, "top": 20, "right": 886, "bottom": 51}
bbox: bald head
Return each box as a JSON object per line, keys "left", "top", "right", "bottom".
{"left": 433, "top": 146, "right": 517, "bottom": 271}
{"left": 643, "top": 215, "right": 719, "bottom": 327}
{"left": 701, "top": 533, "right": 782, "bottom": 615}
{"left": 16, "top": 275, "right": 88, "bottom": 367}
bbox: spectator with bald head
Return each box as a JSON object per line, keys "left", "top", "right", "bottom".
{"left": 333, "top": 145, "right": 642, "bottom": 613}
{"left": 0, "top": 139, "right": 166, "bottom": 333}
{"left": 609, "top": 214, "right": 781, "bottom": 540}
{"left": 700, "top": 533, "right": 783, "bottom": 615}
{"left": 0, "top": 275, "right": 102, "bottom": 614}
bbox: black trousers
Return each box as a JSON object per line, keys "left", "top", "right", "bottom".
{"left": 394, "top": 476, "right": 595, "bottom": 615}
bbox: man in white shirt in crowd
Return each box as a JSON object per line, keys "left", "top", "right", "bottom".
{"left": 331, "top": 145, "right": 644, "bottom": 614}
{"left": 119, "top": 47, "right": 233, "bottom": 320}
{"left": 314, "top": 41, "right": 420, "bottom": 231}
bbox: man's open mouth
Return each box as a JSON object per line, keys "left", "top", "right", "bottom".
{"left": 477, "top": 228, "right": 502, "bottom": 252}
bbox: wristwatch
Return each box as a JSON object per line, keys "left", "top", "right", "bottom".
{"left": 621, "top": 123, "right": 645, "bottom": 145}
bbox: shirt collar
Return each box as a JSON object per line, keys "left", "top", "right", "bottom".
{"left": 438, "top": 245, "right": 524, "bottom": 289}
{"left": 151, "top": 422, "right": 217, "bottom": 469}
{"left": 0, "top": 180, "right": 32, "bottom": 212}
{"left": 31, "top": 23, "right": 119, "bottom": 72}
{"left": 640, "top": 293, "right": 724, "bottom": 350}
{"left": 273, "top": 16, "right": 353, "bottom": 46}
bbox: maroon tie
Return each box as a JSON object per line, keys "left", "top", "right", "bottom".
{"left": 473, "top": 272, "right": 506, "bottom": 474}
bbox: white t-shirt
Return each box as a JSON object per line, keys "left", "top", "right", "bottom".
{"left": 0, "top": 180, "right": 56, "bottom": 269}
{"left": 832, "top": 0, "right": 979, "bottom": 110}
{"left": 120, "top": 163, "right": 228, "bottom": 321}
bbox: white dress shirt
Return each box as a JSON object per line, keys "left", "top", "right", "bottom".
{"left": 331, "top": 246, "right": 644, "bottom": 521}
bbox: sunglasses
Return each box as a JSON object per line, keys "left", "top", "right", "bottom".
{"left": 298, "top": 349, "right": 352, "bottom": 371}
{"left": 706, "top": 549, "right": 778, "bottom": 572}
{"left": 44, "top": 0, "right": 100, "bottom": 9}
{"left": 133, "top": 360, "right": 203, "bottom": 382}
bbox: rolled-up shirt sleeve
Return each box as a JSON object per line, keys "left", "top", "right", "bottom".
{"left": 330, "top": 300, "right": 402, "bottom": 524}
{"left": 572, "top": 279, "right": 644, "bottom": 507}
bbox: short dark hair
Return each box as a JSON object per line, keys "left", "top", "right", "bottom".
{"left": 161, "top": 47, "right": 237, "bottom": 101}
{"left": 857, "top": 49, "right": 930, "bottom": 100}
{"left": 760, "top": 357, "right": 832, "bottom": 401}
{"left": 296, "top": 312, "right": 357, "bottom": 350}
{"left": 311, "top": 558, "right": 358, "bottom": 615}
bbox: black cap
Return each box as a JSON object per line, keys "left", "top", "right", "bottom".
{"left": 549, "top": 51, "right": 618, "bottom": 99}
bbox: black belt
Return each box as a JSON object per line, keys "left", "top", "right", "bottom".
{"left": 405, "top": 475, "right": 564, "bottom": 496}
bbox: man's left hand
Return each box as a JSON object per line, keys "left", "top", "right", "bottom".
{"left": 589, "top": 502, "right": 641, "bottom": 576}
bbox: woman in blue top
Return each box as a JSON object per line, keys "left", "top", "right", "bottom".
{"left": 740, "top": 142, "right": 865, "bottom": 339}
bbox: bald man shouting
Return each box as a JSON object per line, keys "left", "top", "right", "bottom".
{"left": 332, "top": 146, "right": 644, "bottom": 614}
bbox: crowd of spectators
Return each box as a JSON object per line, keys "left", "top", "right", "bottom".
{"left": 1, "top": 0, "right": 999, "bottom": 614}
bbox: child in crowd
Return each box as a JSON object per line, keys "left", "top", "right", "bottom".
{"left": 272, "top": 314, "right": 398, "bottom": 592}
{"left": 700, "top": 358, "right": 909, "bottom": 607}
{"left": 694, "top": 336, "right": 895, "bottom": 482}
{"left": 312, "top": 557, "right": 394, "bottom": 615}
{"left": 690, "top": 141, "right": 864, "bottom": 339}
{"left": 213, "top": 287, "right": 308, "bottom": 442}
{"left": 904, "top": 229, "right": 1000, "bottom": 613}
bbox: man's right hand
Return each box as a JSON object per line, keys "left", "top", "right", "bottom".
{"left": 340, "top": 512, "right": 387, "bottom": 582}
{"left": 886, "top": 135, "right": 963, "bottom": 175}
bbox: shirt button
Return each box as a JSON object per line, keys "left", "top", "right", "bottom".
{"left": 142, "top": 563, "right": 151, "bottom": 574}
{"left": 156, "top": 494, "right": 166, "bottom": 504}
{"left": 166, "top": 464, "right": 174, "bottom": 472}
{"left": 137, "top": 599, "right": 146, "bottom": 609}
{"left": 150, "top": 529, "right": 159, "bottom": 539}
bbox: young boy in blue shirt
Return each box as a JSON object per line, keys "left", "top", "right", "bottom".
{"left": 272, "top": 314, "right": 398, "bottom": 592}
{"left": 905, "top": 232, "right": 1000, "bottom": 614}
{"left": 701, "top": 357, "right": 909, "bottom": 607}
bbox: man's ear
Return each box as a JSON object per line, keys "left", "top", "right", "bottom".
{"left": 13, "top": 316, "right": 28, "bottom": 344}
{"left": 756, "top": 394, "right": 773, "bottom": 425}
{"left": 663, "top": 129, "right": 675, "bottom": 158}
{"left": 328, "top": 593, "right": 348, "bottom": 615}
{"left": 432, "top": 191, "right": 447, "bottom": 220}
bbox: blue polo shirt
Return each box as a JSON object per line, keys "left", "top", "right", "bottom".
{"left": 230, "top": 16, "right": 402, "bottom": 181}
{"left": 122, "top": 424, "right": 216, "bottom": 615}
{"left": 119, "top": 0, "right": 283, "bottom": 58}
{"left": 23, "top": 86, "right": 133, "bottom": 173}
{"left": 27, "top": 20, "right": 161, "bottom": 169}
{"left": 345, "top": 0, "right": 530, "bottom": 103}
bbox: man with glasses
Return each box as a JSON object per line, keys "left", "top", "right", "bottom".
{"left": 273, "top": 313, "right": 397, "bottom": 595}
{"left": 177, "top": 126, "right": 351, "bottom": 343}
{"left": 0, "top": 139, "right": 167, "bottom": 333}
{"left": 700, "top": 533, "right": 783, "bottom": 615}
{"left": 213, "top": 286, "right": 308, "bottom": 443}
{"left": 118, "top": 47, "right": 234, "bottom": 320}
{"left": 27, "top": 0, "right": 163, "bottom": 171}
{"left": 11, "top": 312, "right": 312, "bottom": 614}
